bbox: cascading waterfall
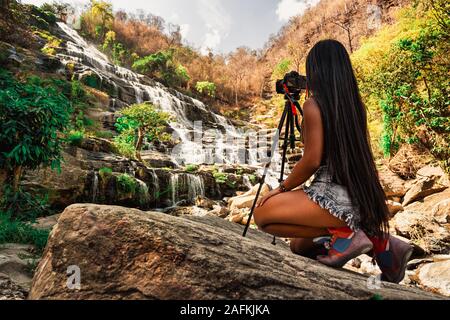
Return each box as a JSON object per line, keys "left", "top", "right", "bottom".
{"left": 170, "top": 173, "right": 205, "bottom": 207}
{"left": 56, "top": 22, "right": 287, "bottom": 195}
{"left": 170, "top": 174, "right": 180, "bottom": 206}
{"left": 136, "top": 178, "right": 151, "bottom": 207}
{"left": 149, "top": 169, "right": 160, "bottom": 203}
{"left": 92, "top": 172, "right": 99, "bottom": 203}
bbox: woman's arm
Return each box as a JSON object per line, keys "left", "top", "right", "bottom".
{"left": 282, "top": 98, "right": 325, "bottom": 190}
{"left": 256, "top": 98, "right": 324, "bottom": 207}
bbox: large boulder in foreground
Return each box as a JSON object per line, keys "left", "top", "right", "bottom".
{"left": 29, "top": 204, "right": 441, "bottom": 300}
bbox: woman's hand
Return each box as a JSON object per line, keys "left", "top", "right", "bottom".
{"left": 256, "top": 187, "right": 282, "bottom": 208}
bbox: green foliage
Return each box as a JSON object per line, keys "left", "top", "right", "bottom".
{"left": 33, "top": 30, "right": 62, "bottom": 56}
{"left": 132, "top": 50, "right": 190, "bottom": 87}
{"left": 248, "top": 174, "right": 257, "bottom": 185}
{"left": 113, "top": 134, "right": 136, "bottom": 159}
{"left": 67, "top": 130, "right": 84, "bottom": 146}
{"left": 0, "top": 186, "right": 49, "bottom": 221}
{"left": 119, "top": 103, "right": 171, "bottom": 142}
{"left": 94, "top": 130, "right": 114, "bottom": 139}
{"left": 185, "top": 164, "right": 199, "bottom": 173}
{"left": 213, "top": 170, "right": 228, "bottom": 184}
{"left": 99, "top": 167, "right": 112, "bottom": 179}
{"left": 87, "top": 0, "right": 113, "bottom": 40}
{"left": 114, "top": 103, "right": 171, "bottom": 159}
{"left": 0, "top": 70, "right": 72, "bottom": 175}
{"left": 195, "top": 81, "right": 216, "bottom": 97}
{"left": 0, "top": 212, "right": 50, "bottom": 254}
{"left": 272, "top": 58, "right": 291, "bottom": 80}
{"left": 29, "top": 5, "right": 57, "bottom": 30}
{"left": 102, "top": 30, "right": 131, "bottom": 66}
{"left": 353, "top": 5, "right": 449, "bottom": 168}
{"left": 117, "top": 173, "right": 138, "bottom": 194}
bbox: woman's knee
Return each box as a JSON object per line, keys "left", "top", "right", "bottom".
{"left": 253, "top": 206, "right": 266, "bottom": 229}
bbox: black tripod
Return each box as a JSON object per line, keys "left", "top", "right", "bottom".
{"left": 243, "top": 90, "right": 304, "bottom": 241}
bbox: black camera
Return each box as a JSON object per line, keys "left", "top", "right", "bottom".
{"left": 276, "top": 71, "right": 307, "bottom": 97}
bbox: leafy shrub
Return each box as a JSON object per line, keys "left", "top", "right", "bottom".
{"left": 94, "top": 130, "right": 114, "bottom": 139}
{"left": 352, "top": 5, "right": 449, "bottom": 169}
{"left": 185, "top": 164, "right": 199, "bottom": 173}
{"left": 67, "top": 130, "right": 84, "bottom": 146}
{"left": 132, "top": 50, "right": 190, "bottom": 87}
{"left": 0, "top": 70, "right": 72, "bottom": 191}
{"left": 114, "top": 103, "right": 170, "bottom": 161}
{"left": 99, "top": 167, "right": 113, "bottom": 179}
{"left": 117, "top": 173, "right": 138, "bottom": 194}
{"left": 0, "top": 186, "right": 49, "bottom": 221}
{"left": 0, "top": 212, "right": 50, "bottom": 254}
{"left": 213, "top": 171, "right": 228, "bottom": 184}
{"left": 195, "top": 81, "right": 216, "bottom": 97}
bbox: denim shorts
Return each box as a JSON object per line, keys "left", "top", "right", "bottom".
{"left": 302, "top": 166, "right": 361, "bottom": 231}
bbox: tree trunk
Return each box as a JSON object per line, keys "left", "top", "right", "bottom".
{"left": 346, "top": 28, "right": 353, "bottom": 53}
{"left": 12, "top": 165, "right": 22, "bottom": 193}
{"left": 135, "top": 128, "right": 144, "bottom": 163}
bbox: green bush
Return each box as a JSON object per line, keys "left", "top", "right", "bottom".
{"left": 67, "top": 130, "right": 84, "bottom": 146}
{"left": 0, "top": 212, "right": 50, "bottom": 254}
{"left": 114, "top": 103, "right": 170, "bottom": 161}
{"left": 132, "top": 50, "right": 190, "bottom": 87}
{"left": 94, "top": 130, "right": 114, "bottom": 139}
{"left": 0, "top": 186, "right": 49, "bottom": 221}
{"left": 117, "top": 173, "right": 138, "bottom": 194}
{"left": 353, "top": 5, "right": 449, "bottom": 168}
{"left": 0, "top": 69, "right": 72, "bottom": 192}
{"left": 195, "top": 81, "right": 216, "bottom": 97}
{"left": 185, "top": 164, "right": 199, "bottom": 173}
{"left": 99, "top": 167, "right": 112, "bottom": 179}
{"left": 213, "top": 171, "right": 228, "bottom": 184}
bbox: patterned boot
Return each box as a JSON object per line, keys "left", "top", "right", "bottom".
{"left": 370, "top": 235, "right": 414, "bottom": 284}
{"left": 317, "top": 227, "right": 373, "bottom": 268}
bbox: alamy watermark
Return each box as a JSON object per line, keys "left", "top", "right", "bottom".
{"left": 367, "top": 274, "right": 382, "bottom": 290}
{"left": 67, "top": 265, "right": 81, "bottom": 290}
{"left": 367, "top": 5, "right": 382, "bottom": 30}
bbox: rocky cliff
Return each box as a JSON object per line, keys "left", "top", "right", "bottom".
{"left": 29, "top": 204, "right": 441, "bottom": 300}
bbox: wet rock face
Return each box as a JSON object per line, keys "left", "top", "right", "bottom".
{"left": 22, "top": 147, "right": 230, "bottom": 210}
{"left": 29, "top": 204, "right": 441, "bottom": 300}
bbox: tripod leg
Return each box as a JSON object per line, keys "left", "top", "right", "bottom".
{"left": 243, "top": 106, "right": 289, "bottom": 237}
{"left": 279, "top": 107, "right": 291, "bottom": 182}
{"left": 272, "top": 106, "right": 292, "bottom": 245}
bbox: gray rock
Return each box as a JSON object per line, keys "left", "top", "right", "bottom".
{"left": 29, "top": 204, "right": 442, "bottom": 300}
{"left": 0, "top": 244, "right": 35, "bottom": 293}
{"left": 417, "top": 260, "right": 450, "bottom": 297}
{"left": 402, "top": 166, "right": 449, "bottom": 207}
{"left": 0, "top": 273, "right": 28, "bottom": 300}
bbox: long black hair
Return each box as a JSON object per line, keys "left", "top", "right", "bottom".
{"left": 306, "top": 39, "right": 389, "bottom": 237}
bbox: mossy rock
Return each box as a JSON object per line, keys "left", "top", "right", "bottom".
{"left": 79, "top": 71, "right": 102, "bottom": 90}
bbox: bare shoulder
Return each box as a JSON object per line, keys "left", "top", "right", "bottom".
{"left": 303, "top": 98, "right": 321, "bottom": 118}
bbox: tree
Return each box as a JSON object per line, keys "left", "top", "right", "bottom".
{"left": 352, "top": 5, "right": 449, "bottom": 169}
{"left": 195, "top": 81, "right": 216, "bottom": 97}
{"left": 90, "top": 0, "right": 113, "bottom": 40}
{"left": 0, "top": 71, "right": 72, "bottom": 192}
{"left": 40, "top": 1, "right": 74, "bottom": 22}
{"left": 227, "top": 47, "right": 257, "bottom": 106}
{"left": 115, "top": 103, "right": 170, "bottom": 162}
{"left": 331, "top": 1, "right": 358, "bottom": 53}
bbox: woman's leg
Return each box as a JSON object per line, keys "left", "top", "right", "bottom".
{"left": 253, "top": 189, "right": 347, "bottom": 238}
{"left": 290, "top": 238, "right": 316, "bottom": 255}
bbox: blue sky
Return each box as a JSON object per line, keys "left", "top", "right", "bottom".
{"left": 23, "top": 0, "right": 320, "bottom": 53}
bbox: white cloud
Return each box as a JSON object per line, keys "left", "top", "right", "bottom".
{"left": 276, "top": 0, "right": 320, "bottom": 21}
{"left": 201, "top": 28, "right": 221, "bottom": 55}
{"left": 197, "top": 0, "right": 232, "bottom": 54}
{"left": 180, "top": 24, "right": 191, "bottom": 39}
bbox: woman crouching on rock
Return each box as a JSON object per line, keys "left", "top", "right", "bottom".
{"left": 253, "top": 39, "right": 413, "bottom": 284}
